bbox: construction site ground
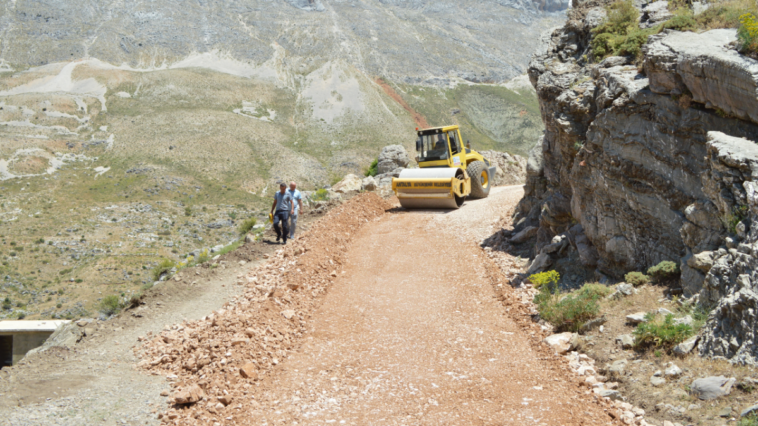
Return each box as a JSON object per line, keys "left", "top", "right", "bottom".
{"left": 0, "top": 187, "right": 618, "bottom": 425}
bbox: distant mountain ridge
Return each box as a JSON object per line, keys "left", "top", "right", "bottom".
{"left": 0, "top": 0, "right": 567, "bottom": 84}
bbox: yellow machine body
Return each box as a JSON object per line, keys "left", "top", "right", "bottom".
{"left": 392, "top": 125, "right": 497, "bottom": 209}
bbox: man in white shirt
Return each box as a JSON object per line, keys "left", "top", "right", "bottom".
{"left": 287, "top": 181, "right": 303, "bottom": 239}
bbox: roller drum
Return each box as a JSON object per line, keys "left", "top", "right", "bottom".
{"left": 394, "top": 168, "right": 465, "bottom": 210}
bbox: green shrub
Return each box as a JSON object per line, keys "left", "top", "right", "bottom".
{"left": 591, "top": 0, "right": 650, "bottom": 60}
{"left": 2, "top": 297, "right": 10, "bottom": 310}
{"left": 534, "top": 282, "right": 607, "bottom": 333}
{"left": 738, "top": 414, "right": 758, "bottom": 426}
{"left": 579, "top": 283, "right": 613, "bottom": 299}
{"left": 634, "top": 313, "right": 694, "bottom": 350}
{"left": 184, "top": 206, "right": 192, "bottom": 216}
{"left": 528, "top": 270, "right": 560, "bottom": 290}
{"left": 152, "top": 259, "right": 176, "bottom": 281}
{"left": 366, "top": 159, "right": 379, "bottom": 177}
{"left": 313, "top": 188, "right": 329, "bottom": 202}
{"left": 239, "top": 217, "right": 257, "bottom": 236}
{"left": 647, "top": 260, "right": 679, "bottom": 282}
{"left": 98, "top": 295, "right": 122, "bottom": 316}
{"left": 662, "top": 8, "right": 698, "bottom": 31}
{"left": 74, "top": 278, "right": 83, "bottom": 283}
{"left": 59, "top": 268, "right": 73, "bottom": 276}
{"left": 625, "top": 271, "right": 650, "bottom": 286}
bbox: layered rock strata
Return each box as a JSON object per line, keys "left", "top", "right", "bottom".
{"left": 517, "top": 3, "right": 758, "bottom": 364}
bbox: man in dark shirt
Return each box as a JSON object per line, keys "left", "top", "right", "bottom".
{"left": 270, "top": 183, "right": 294, "bottom": 244}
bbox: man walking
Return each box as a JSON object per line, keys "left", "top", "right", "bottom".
{"left": 287, "top": 181, "right": 303, "bottom": 239}
{"left": 270, "top": 182, "right": 294, "bottom": 244}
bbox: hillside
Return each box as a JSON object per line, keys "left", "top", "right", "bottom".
{"left": 0, "top": 1, "right": 562, "bottom": 320}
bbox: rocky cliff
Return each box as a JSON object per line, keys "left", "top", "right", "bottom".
{"left": 516, "top": 1, "right": 758, "bottom": 364}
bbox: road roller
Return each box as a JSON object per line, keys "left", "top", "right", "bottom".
{"left": 392, "top": 125, "right": 497, "bottom": 209}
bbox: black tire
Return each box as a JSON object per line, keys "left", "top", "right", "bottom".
{"left": 468, "top": 160, "right": 491, "bottom": 199}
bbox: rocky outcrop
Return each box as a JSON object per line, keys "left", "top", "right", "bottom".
{"left": 377, "top": 145, "right": 411, "bottom": 175}
{"left": 479, "top": 150, "right": 528, "bottom": 186}
{"left": 519, "top": 3, "right": 758, "bottom": 364}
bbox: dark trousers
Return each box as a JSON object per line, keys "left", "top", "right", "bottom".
{"left": 273, "top": 210, "right": 289, "bottom": 241}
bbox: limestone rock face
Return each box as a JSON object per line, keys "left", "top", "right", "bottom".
{"left": 377, "top": 145, "right": 411, "bottom": 175}
{"left": 517, "top": 2, "right": 758, "bottom": 365}
{"left": 644, "top": 30, "right": 758, "bottom": 124}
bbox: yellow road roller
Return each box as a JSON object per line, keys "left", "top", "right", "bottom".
{"left": 392, "top": 125, "right": 497, "bottom": 209}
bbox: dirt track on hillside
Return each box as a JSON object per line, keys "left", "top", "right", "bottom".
{"left": 133, "top": 188, "right": 619, "bottom": 425}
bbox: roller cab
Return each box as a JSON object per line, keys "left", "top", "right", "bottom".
{"left": 392, "top": 125, "right": 496, "bottom": 209}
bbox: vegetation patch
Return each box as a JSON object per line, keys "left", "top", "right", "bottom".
{"left": 312, "top": 188, "right": 329, "bottom": 202}
{"left": 98, "top": 295, "right": 123, "bottom": 317}
{"left": 528, "top": 270, "right": 560, "bottom": 289}
{"left": 365, "top": 159, "right": 378, "bottom": 177}
{"left": 152, "top": 259, "right": 176, "bottom": 281}
{"left": 534, "top": 280, "right": 611, "bottom": 333}
{"left": 634, "top": 312, "right": 694, "bottom": 350}
{"left": 625, "top": 271, "right": 650, "bottom": 287}
{"left": 238, "top": 217, "right": 257, "bottom": 236}
{"left": 647, "top": 260, "right": 679, "bottom": 282}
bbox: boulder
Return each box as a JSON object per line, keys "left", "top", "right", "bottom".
{"left": 607, "top": 359, "right": 628, "bottom": 375}
{"left": 526, "top": 253, "right": 552, "bottom": 275}
{"left": 673, "top": 335, "right": 699, "bottom": 355}
{"left": 239, "top": 363, "right": 258, "bottom": 379}
{"left": 510, "top": 226, "right": 538, "bottom": 244}
{"left": 616, "top": 334, "right": 634, "bottom": 349}
{"left": 332, "top": 174, "right": 363, "bottom": 193}
{"left": 665, "top": 363, "right": 683, "bottom": 377}
{"left": 650, "top": 375, "right": 666, "bottom": 387}
{"left": 688, "top": 251, "right": 715, "bottom": 272}
{"left": 626, "top": 312, "right": 648, "bottom": 324}
{"left": 377, "top": 145, "right": 410, "bottom": 174}
{"left": 361, "top": 176, "right": 377, "bottom": 191}
{"left": 673, "top": 315, "right": 693, "bottom": 326}
{"left": 640, "top": 1, "right": 673, "bottom": 28}
{"left": 172, "top": 384, "right": 205, "bottom": 405}
{"left": 26, "top": 321, "right": 79, "bottom": 357}
{"left": 690, "top": 376, "right": 736, "bottom": 400}
{"left": 596, "top": 389, "right": 622, "bottom": 401}
{"left": 544, "top": 332, "right": 577, "bottom": 354}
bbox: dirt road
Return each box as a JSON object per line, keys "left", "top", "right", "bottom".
{"left": 238, "top": 187, "right": 612, "bottom": 425}
{"left": 1, "top": 188, "right": 617, "bottom": 425}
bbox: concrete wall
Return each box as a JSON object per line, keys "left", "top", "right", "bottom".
{"left": 0, "top": 332, "right": 53, "bottom": 365}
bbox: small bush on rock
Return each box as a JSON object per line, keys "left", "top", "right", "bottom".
{"left": 534, "top": 283, "right": 607, "bottom": 333}
{"left": 99, "top": 295, "right": 122, "bottom": 316}
{"left": 528, "top": 270, "right": 560, "bottom": 290}
{"left": 624, "top": 271, "right": 650, "bottom": 286}
{"left": 634, "top": 313, "right": 694, "bottom": 350}
{"left": 647, "top": 260, "right": 679, "bottom": 282}
{"left": 366, "top": 159, "right": 378, "bottom": 177}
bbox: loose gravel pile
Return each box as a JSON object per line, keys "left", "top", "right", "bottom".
{"left": 136, "top": 193, "right": 392, "bottom": 424}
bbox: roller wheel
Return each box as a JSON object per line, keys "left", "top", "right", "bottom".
{"left": 467, "top": 160, "right": 491, "bottom": 199}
